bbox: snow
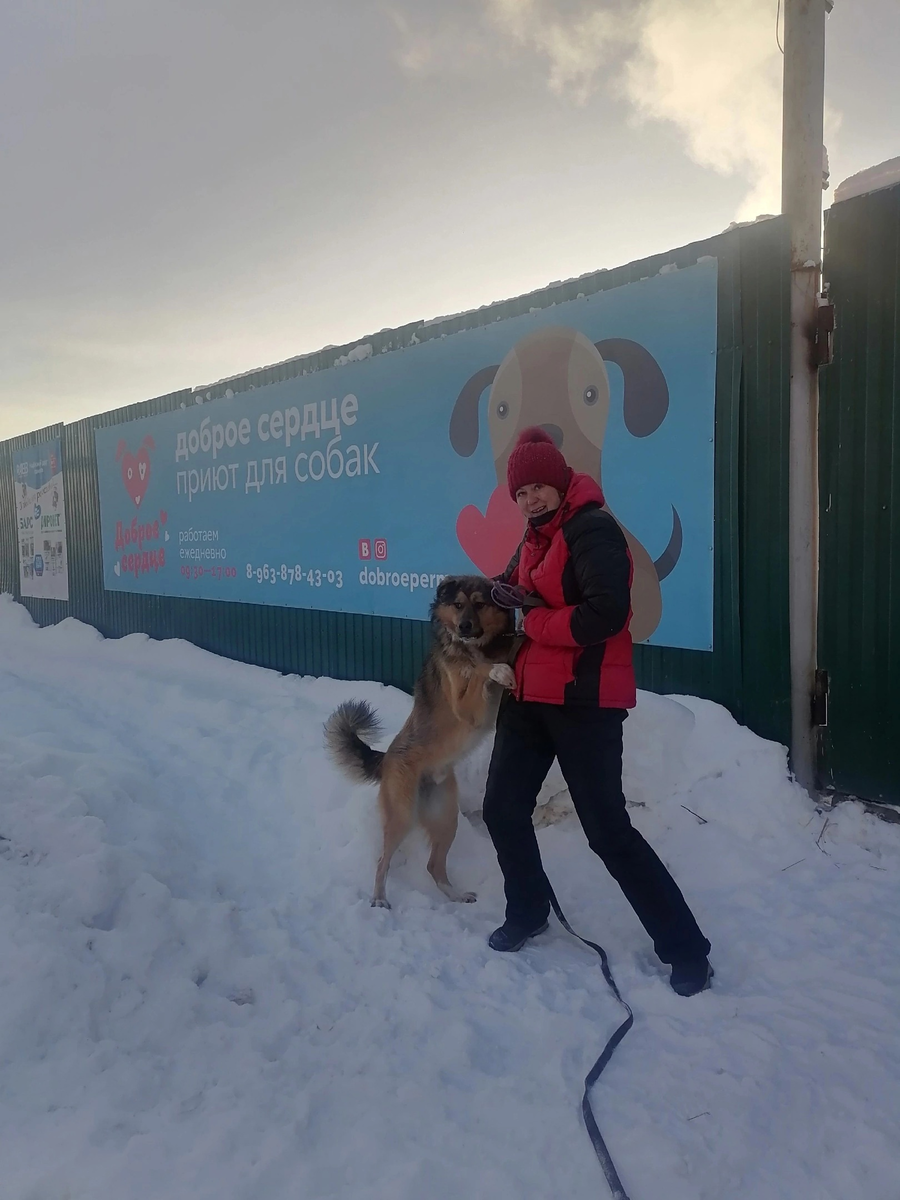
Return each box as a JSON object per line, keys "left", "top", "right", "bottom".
{"left": 419, "top": 270, "right": 610, "bottom": 331}
{"left": 834, "top": 157, "right": 900, "bottom": 204}
{"left": 1, "top": 594, "right": 899, "bottom": 1200}
{"left": 721, "top": 214, "right": 778, "bottom": 234}
{"left": 333, "top": 343, "right": 373, "bottom": 368}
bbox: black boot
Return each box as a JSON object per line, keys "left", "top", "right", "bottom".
{"left": 488, "top": 918, "right": 549, "bottom": 952}
{"left": 670, "top": 957, "right": 714, "bottom": 997}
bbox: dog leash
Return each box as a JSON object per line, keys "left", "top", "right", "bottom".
{"left": 544, "top": 879, "right": 635, "bottom": 1200}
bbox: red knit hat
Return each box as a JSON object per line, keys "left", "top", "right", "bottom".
{"left": 506, "top": 427, "right": 572, "bottom": 499}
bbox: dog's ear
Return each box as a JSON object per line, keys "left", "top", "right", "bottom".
{"left": 449, "top": 365, "right": 499, "bottom": 456}
{"left": 435, "top": 576, "right": 460, "bottom": 604}
{"left": 595, "top": 339, "right": 669, "bottom": 437}
{"left": 653, "top": 505, "right": 683, "bottom": 581}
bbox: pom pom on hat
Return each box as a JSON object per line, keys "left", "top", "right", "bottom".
{"left": 507, "top": 426, "right": 571, "bottom": 499}
{"left": 516, "top": 427, "right": 555, "bottom": 445}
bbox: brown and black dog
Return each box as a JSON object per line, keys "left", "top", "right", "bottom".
{"left": 324, "top": 575, "right": 516, "bottom": 908}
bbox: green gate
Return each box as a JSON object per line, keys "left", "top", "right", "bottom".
{"left": 819, "top": 183, "right": 900, "bottom": 805}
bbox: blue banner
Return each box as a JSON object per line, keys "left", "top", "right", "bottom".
{"left": 95, "top": 260, "right": 717, "bottom": 649}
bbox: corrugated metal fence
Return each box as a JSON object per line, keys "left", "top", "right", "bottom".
{"left": 819, "top": 184, "right": 900, "bottom": 805}
{"left": 0, "top": 218, "right": 792, "bottom": 748}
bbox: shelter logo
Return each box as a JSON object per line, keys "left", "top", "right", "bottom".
{"left": 116, "top": 435, "right": 155, "bottom": 508}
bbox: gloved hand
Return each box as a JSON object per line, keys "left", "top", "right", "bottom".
{"left": 520, "top": 592, "right": 547, "bottom": 611}
{"left": 491, "top": 582, "right": 546, "bottom": 611}
{"left": 490, "top": 582, "right": 527, "bottom": 610}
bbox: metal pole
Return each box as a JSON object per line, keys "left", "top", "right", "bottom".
{"left": 782, "top": 0, "right": 826, "bottom": 792}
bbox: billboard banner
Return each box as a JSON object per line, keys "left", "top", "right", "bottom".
{"left": 95, "top": 259, "right": 717, "bottom": 649}
{"left": 13, "top": 438, "right": 69, "bottom": 602}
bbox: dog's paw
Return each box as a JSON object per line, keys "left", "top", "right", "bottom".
{"left": 489, "top": 663, "right": 516, "bottom": 689}
{"left": 439, "top": 885, "right": 477, "bottom": 903}
{"left": 370, "top": 897, "right": 391, "bottom": 910}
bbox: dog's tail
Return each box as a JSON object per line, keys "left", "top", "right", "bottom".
{"left": 324, "top": 699, "right": 385, "bottom": 784}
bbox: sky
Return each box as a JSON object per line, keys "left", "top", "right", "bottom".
{"left": 1, "top": 0, "right": 898, "bottom": 441}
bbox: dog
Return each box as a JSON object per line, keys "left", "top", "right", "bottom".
{"left": 449, "top": 325, "right": 683, "bottom": 642}
{"left": 324, "top": 575, "right": 517, "bottom": 909}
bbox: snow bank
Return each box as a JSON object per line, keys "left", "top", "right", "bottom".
{"left": 1, "top": 595, "right": 898, "bottom": 1200}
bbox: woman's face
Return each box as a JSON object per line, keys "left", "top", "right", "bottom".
{"left": 515, "top": 482, "right": 562, "bottom": 519}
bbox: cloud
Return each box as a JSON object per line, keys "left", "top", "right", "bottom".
{"left": 622, "top": 0, "right": 785, "bottom": 219}
{"left": 484, "top": 0, "right": 633, "bottom": 101}
{"left": 391, "top": 0, "right": 836, "bottom": 220}
{"left": 385, "top": 7, "right": 443, "bottom": 75}
{"left": 382, "top": 4, "right": 490, "bottom": 77}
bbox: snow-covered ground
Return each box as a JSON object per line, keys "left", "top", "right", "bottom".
{"left": 1, "top": 595, "right": 899, "bottom": 1200}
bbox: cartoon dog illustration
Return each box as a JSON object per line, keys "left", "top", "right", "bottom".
{"left": 450, "top": 326, "right": 682, "bottom": 644}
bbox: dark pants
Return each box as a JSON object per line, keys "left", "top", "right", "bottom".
{"left": 482, "top": 697, "right": 710, "bottom": 965}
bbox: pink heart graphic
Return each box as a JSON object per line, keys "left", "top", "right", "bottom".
{"left": 116, "top": 436, "right": 155, "bottom": 508}
{"left": 121, "top": 450, "right": 150, "bottom": 506}
{"left": 456, "top": 485, "right": 524, "bottom": 577}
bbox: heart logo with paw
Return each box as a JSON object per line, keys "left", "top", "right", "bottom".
{"left": 116, "top": 436, "right": 155, "bottom": 507}
{"left": 456, "top": 485, "right": 524, "bottom": 577}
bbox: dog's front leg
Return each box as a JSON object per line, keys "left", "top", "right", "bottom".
{"left": 448, "top": 669, "right": 484, "bottom": 728}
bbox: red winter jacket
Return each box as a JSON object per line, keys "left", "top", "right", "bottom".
{"left": 500, "top": 473, "right": 636, "bottom": 709}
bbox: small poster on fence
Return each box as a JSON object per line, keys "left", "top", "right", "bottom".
{"left": 12, "top": 438, "right": 69, "bottom": 602}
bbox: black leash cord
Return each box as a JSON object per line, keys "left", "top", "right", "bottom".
{"left": 545, "top": 882, "right": 635, "bottom": 1200}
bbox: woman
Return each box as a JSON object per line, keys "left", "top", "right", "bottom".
{"left": 483, "top": 427, "right": 712, "bottom": 997}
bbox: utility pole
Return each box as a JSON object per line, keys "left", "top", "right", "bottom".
{"left": 782, "top": 0, "right": 828, "bottom": 792}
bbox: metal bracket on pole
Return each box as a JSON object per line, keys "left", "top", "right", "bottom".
{"left": 812, "top": 668, "right": 829, "bottom": 727}
{"left": 816, "top": 293, "right": 836, "bottom": 366}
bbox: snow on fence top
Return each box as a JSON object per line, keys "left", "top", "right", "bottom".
{"left": 833, "top": 157, "right": 900, "bottom": 205}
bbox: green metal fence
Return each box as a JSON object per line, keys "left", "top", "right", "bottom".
{"left": 0, "top": 219, "right": 792, "bottom": 747}
{"left": 819, "top": 184, "right": 900, "bottom": 805}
